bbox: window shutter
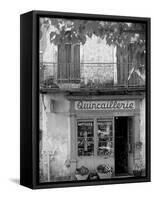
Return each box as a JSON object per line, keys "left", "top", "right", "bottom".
{"left": 57, "top": 44, "right": 66, "bottom": 82}
{"left": 127, "top": 44, "right": 145, "bottom": 86}
{"left": 128, "top": 44, "right": 136, "bottom": 86}
{"left": 117, "top": 46, "right": 123, "bottom": 85}
{"left": 58, "top": 43, "right": 80, "bottom": 83}
{"left": 73, "top": 44, "right": 80, "bottom": 83}
{"left": 117, "top": 46, "right": 129, "bottom": 86}
{"left": 65, "top": 44, "right": 71, "bottom": 80}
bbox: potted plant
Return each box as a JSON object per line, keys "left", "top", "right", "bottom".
{"left": 88, "top": 170, "right": 99, "bottom": 180}
{"left": 96, "top": 164, "right": 112, "bottom": 179}
{"left": 75, "top": 166, "right": 89, "bottom": 180}
{"left": 133, "top": 161, "right": 143, "bottom": 177}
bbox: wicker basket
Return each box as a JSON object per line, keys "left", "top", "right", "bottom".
{"left": 97, "top": 172, "right": 112, "bottom": 179}
{"left": 75, "top": 174, "right": 89, "bottom": 180}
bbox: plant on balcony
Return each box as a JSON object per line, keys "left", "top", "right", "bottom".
{"left": 80, "top": 79, "right": 114, "bottom": 89}
{"left": 75, "top": 166, "right": 89, "bottom": 180}
{"left": 96, "top": 164, "right": 112, "bottom": 179}
{"left": 40, "top": 77, "right": 59, "bottom": 89}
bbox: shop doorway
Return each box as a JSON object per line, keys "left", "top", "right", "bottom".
{"left": 115, "top": 117, "right": 128, "bottom": 175}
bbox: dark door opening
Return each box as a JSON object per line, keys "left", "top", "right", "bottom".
{"left": 115, "top": 117, "right": 128, "bottom": 175}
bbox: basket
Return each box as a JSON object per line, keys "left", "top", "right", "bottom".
{"left": 97, "top": 172, "right": 112, "bottom": 179}
{"left": 75, "top": 174, "right": 89, "bottom": 180}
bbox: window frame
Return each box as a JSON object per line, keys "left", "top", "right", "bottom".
{"left": 76, "top": 117, "right": 114, "bottom": 158}
{"left": 57, "top": 43, "right": 80, "bottom": 83}
{"left": 96, "top": 119, "right": 114, "bottom": 158}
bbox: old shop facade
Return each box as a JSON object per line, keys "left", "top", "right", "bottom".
{"left": 39, "top": 20, "right": 146, "bottom": 182}
{"left": 39, "top": 90, "right": 145, "bottom": 182}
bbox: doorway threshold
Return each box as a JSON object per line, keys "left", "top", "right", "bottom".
{"left": 113, "top": 174, "right": 134, "bottom": 178}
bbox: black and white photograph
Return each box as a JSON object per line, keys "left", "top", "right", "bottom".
{"left": 39, "top": 16, "right": 148, "bottom": 183}
{"left": 0, "top": 0, "right": 153, "bottom": 197}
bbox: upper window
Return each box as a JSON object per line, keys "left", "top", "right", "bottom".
{"left": 57, "top": 44, "right": 80, "bottom": 83}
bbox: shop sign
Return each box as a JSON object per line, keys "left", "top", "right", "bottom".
{"left": 75, "top": 100, "right": 135, "bottom": 111}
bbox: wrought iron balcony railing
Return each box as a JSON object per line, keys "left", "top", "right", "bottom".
{"left": 40, "top": 62, "right": 145, "bottom": 90}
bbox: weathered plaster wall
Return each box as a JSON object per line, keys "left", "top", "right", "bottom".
{"left": 40, "top": 21, "right": 57, "bottom": 63}
{"left": 139, "top": 98, "right": 145, "bottom": 169}
{"left": 40, "top": 94, "right": 71, "bottom": 181}
{"left": 80, "top": 36, "right": 116, "bottom": 84}
{"left": 133, "top": 97, "right": 145, "bottom": 173}
{"left": 81, "top": 36, "right": 115, "bottom": 63}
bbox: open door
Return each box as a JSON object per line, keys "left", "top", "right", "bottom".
{"left": 127, "top": 117, "right": 134, "bottom": 174}
{"left": 115, "top": 117, "right": 128, "bottom": 175}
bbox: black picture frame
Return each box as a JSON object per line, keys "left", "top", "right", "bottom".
{"left": 20, "top": 10, "right": 151, "bottom": 189}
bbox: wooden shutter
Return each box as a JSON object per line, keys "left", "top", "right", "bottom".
{"left": 128, "top": 44, "right": 136, "bottom": 86}
{"left": 57, "top": 44, "right": 65, "bottom": 82}
{"left": 58, "top": 43, "right": 80, "bottom": 83}
{"left": 65, "top": 44, "right": 71, "bottom": 80}
{"left": 73, "top": 44, "right": 80, "bottom": 83}
{"left": 58, "top": 44, "right": 71, "bottom": 82}
{"left": 127, "top": 44, "right": 145, "bottom": 86}
{"left": 117, "top": 46, "right": 129, "bottom": 86}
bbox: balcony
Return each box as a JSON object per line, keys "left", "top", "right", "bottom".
{"left": 40, "top": 62, "right": 145, "bottom": 93}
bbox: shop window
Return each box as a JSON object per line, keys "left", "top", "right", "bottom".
{"left": 97, "top": 120, "right": 113, "bottom": 157}
{"left": 77, "top": 119, "right": 113, "bottom": 157}
{"left": 77, "top": 121, "right": 94, "bottom": 156}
